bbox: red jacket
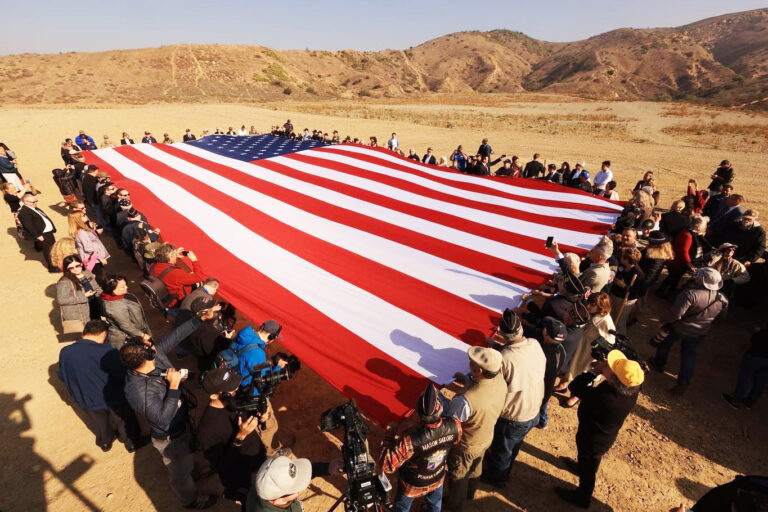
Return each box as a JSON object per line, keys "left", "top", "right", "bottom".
{"left": 153, "top": 257, "right": 206, "bottom": 305}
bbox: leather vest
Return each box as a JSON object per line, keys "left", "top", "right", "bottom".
{"left": 399, "top": 418, "right": 460, "bottom": 488}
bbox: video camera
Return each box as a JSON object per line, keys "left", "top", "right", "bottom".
{"left": 591, "top": 330, "right": 649, "bottom": 372}
{"left": 320, "top": 400, "right": 392, "bottom": 512}
{"left": 231, "top": 353, "right": 301, "bottom": 422}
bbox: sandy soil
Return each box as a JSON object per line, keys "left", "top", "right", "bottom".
{"left": 0, "top": 100, "right": 766, "bottom": 512}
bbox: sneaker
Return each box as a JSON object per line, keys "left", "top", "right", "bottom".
{"left": 721, "top": 393, "right": 742, "bottom": 410}
{"left": 536, "top": 421, "right": 548, "bottom": 430}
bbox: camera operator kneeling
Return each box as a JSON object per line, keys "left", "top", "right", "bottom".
{"left": 248, "top": 456, "right": 342, "bottom": 512}
{"left": 198, "top": 368, "right": 266, "bottom": 505}
{"left": 381, "top": 383, "right": 462, "bottom": 512}
{"left": 555, "top": 350, "right": 644, "bottom": 509}
{"left": 120, "top": 310, "right": 219, "bottom": 510}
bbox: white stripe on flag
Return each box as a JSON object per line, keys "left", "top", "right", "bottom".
{"left": 96, "top": 147, "right": 471, "bottom": 383}
{"left": 133, "top": 144, "right": 529, "bottom": 311}
{"left": 303, "top": 149, "right": 618, "bottom": 224}
{"left": 329, "top": 145, "right": 624, "bottom": 211}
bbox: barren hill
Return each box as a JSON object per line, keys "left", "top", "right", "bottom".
{"left": 0, "top": 8, "right": 766, "bottom": 107}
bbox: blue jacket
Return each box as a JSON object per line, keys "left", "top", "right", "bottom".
{"left": 58, "top": 338, "right": 126, "bottom": 410}
{"left": 231, "top": 326, "right": 280, "bottom": 394}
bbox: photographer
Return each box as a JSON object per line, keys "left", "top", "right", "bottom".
{"left": 555, "top": 350, "right": 644, "bottom": 509}
{"left": 380, "top": 384, "right": 462, "bottom": 512}
{"left": 197, "top": 368, "right": 266, "bottom": 505}
{"left": 120, "top": 310, "right": 218, "bottom": 510}
{"left": 177, "top": 296, "right": 234, "bottom": 370}
{"left": 231, "top": 321, "right": 292, "bottom": 455}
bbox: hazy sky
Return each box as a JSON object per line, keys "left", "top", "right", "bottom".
{"left": 1, "top": 0, "right": 765, "bottom": 55}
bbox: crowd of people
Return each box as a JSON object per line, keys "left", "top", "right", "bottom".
{"left": 0, "top": 126, "right": 766, "bottom": 512}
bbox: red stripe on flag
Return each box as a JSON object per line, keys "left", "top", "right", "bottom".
{"left": 314, "top": 145, "right": 624, "bottom": 211}
{"left": 156, "top": 144, "right": 551, "bottom": 289}
{"left": 82, "top": 149, "right": 431, "bottom": 424}
{"left": 118, "top": 145, "right": 501, "bottom": 344}
{"left": 284, "top": 151, "right": 608, "bottom": 235}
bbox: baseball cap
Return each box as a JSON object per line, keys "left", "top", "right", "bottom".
{"left": 580, "top": 170, "right": 591, "bottom": 179}
{"left": 717, "top": 242, "right": 737, "bottom": 251}
{"left": 468, "top": 346, "right": 502, "bottom": 373}
{"left": 255, "top": 456, "right": 312, "bottom": 500}
{"left": 190, "top": 295, "right": 216, "bottom": 314}
{"left": 202, "top": 368, "right": 242, "bottom": 395}
{"left": 542, "top": 316, "right": 567, "bottom": 343}
{"left": 607, "top": 350, "right": 644, "bottom": 387}
{"left": 258, "top": 319, "right": 283, "bottom": 340}
{"left": 79, "top": 129, "right": 85, "bottom": 135}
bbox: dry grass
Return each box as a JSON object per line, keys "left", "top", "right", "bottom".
{"left": 266, "top": 102, "right": 633, "bottom": 139}
{"left": 662, "top": 122, "right": 768, "bottom": 153}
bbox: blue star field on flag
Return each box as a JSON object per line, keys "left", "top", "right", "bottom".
{"left": 185, "top": 134, "right": 327, "bottom": 162}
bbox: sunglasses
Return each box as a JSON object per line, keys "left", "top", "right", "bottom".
{"left": 67, "top": 264, "right": 83, "bottom": 270}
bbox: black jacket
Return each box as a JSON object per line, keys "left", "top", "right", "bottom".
{"left": 570, "top": 372, "right": 638, "bottom": 455}
{"left": 120, "top": 138, "right": 135, "bottom": 145}
{"left": 182, "top": 134, "right": 196, "bottom": 142}
{"left": 523, "top": 160, "right": 545, "bottom": 179}
{"left": 707, "top": 166, "right": 734, "bottom": 191}
{"left": 660, "top": 211, "right": 688, "bottom": 238}
{"left": 422, "top": 154, "right": 436, "bottom": 165}
{"left": 18, "top": 205, "right": 56, "bottom": 239}
{"left": 124, "top": 318, "right": 202, "bottom": 439}
{"left": 725, "top": 223, "right": 767, "bottom": 264}
{"left": 82, "top": 173, "right": 99, "bottom": 205}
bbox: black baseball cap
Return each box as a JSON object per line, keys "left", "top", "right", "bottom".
{"left": 258, "top": 319, "right": 282, "bottom": 340}
{"left": 542, "top": 316, "right": 567, "bottom": 343}
{"left": 190, "top": 295, "right": 216, "bottom": 314}
{"left": 203, "top": 368, "right": 242, "bottom": 395}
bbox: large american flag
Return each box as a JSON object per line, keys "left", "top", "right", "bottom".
{"left": 83, "top": 135, "right": 622, "bottom": 423}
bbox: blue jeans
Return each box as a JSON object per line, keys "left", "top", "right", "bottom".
{"left": 734, "top": 352, "right": 768, "bottom": 406}
{"left": 393, "top": 482, "right": 443, "bottom": 512}
{"left": 654, "top": 333, "right": 703, "bottom": 384}
{"left": 538, "top": 400, "right": 550, "bottom": 427}
{"left": 484, "top": 415, "right": 539, "bottom": 484}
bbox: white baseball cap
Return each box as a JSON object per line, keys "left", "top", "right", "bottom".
{"left": 255, "top": 456, "right": 312, "bottom": 501}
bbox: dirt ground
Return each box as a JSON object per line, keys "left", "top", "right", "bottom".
{"left": 0, "top": 98, "right": 766, "bottom": 512}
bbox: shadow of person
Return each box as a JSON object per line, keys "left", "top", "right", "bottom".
{"left": 470, "top": 459, "right": 614, "bottom": 512}
{"left": 0, "top": 392, "right": 101, "bottom": 511}
{"left": 48, "top": 203, "right": 72, "bottom": 217}
{"left": 388, "top": 329, "right": 467, "bottom": 385}
{"left": 6, "top": 226, "right": 46, "bottom": 264}
{"left": 675, "top": 476, "right": 711, "bottom": 503}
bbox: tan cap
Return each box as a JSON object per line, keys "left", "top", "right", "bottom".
{"left": 468, "top": 346, "right": 502, "bottom": 373}
{"left": 743, "top": 209, "right": 758, "bottom": 220}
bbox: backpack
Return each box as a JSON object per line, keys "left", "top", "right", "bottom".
{"left": 139, "top": 266, "right": 177, "bottom": 313}
{"left": 211, "top": 343, "right": 262, "bottom": 374}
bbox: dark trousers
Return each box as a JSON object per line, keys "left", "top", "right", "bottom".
{"left": 734, "top": 352, "right": 768, "bottom": 406}
{"left": 576, "top": 439, "right": 603, "bottom": 501}
{"left": 83, "top": 402, "right": 138, "bottom": 447}
{"left": 654, "top": 333, "right": 703, "bottom": 384}
{"left": 34, "top": 231, "right": 56, "bottom": 269}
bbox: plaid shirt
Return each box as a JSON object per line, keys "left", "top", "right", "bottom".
{"left": 380, "top": 418, "right": 462, "bottom": 498}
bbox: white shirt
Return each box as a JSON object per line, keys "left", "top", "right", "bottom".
{"left": 387, "top": 138, "right": 399, "bottom": 150}
{"left": 238, "top": 128, "right": 248, "bottom": 136}
{"left": 593, "top": 168, "right": 613, "bottom": 189}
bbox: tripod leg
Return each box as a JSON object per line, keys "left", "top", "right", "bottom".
{"left": 327, "top": 494, "right": 346, "bottom": 512}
